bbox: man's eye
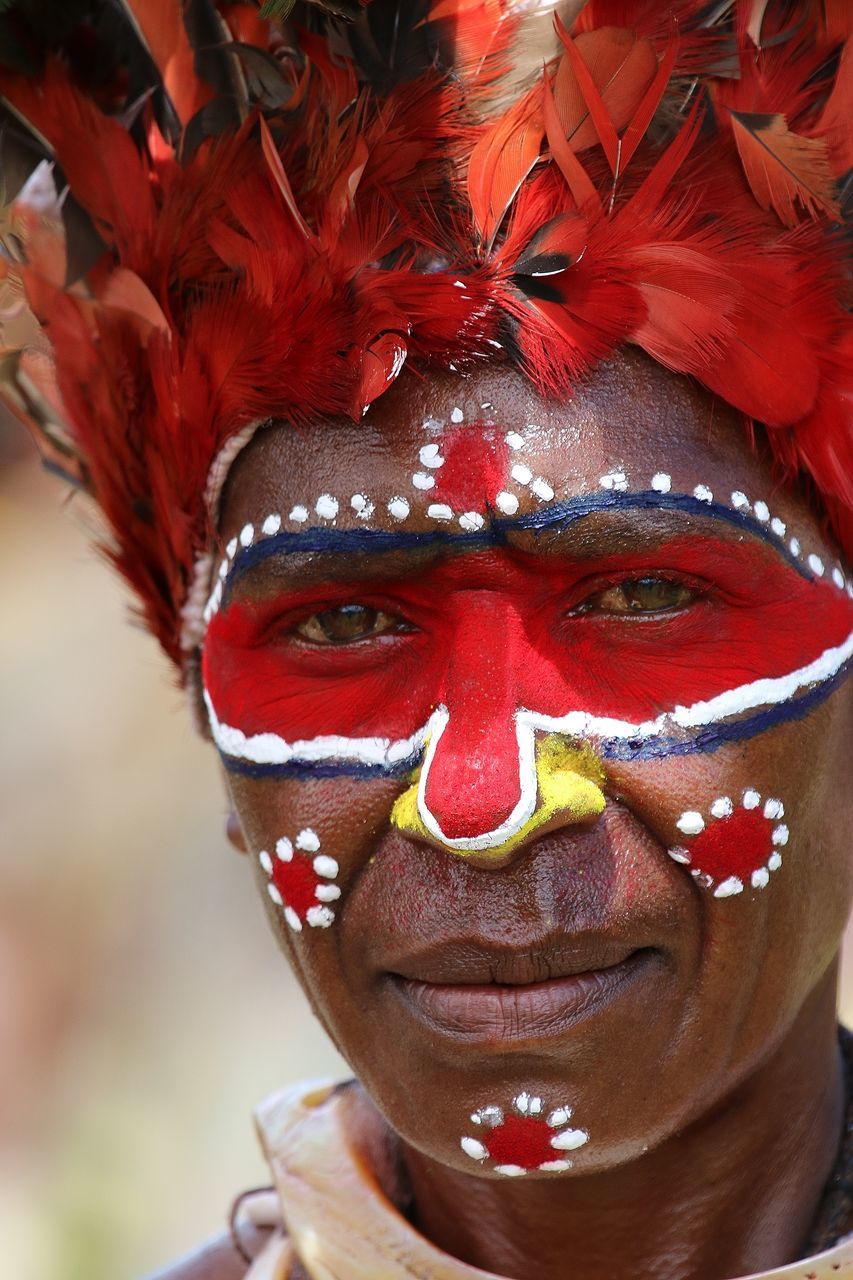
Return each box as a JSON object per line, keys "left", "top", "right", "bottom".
{"left": 293, "top": 604, "right": 412, "bottom": 644}
{"left": 576, "top": 577, "right": 697, "bottom": 615}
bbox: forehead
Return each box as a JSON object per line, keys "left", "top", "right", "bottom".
{"left": 221, "top": 352, "right": 779, "bottom": 529}
{"left": 213, "top": 355, "right": 824, "bottom": 565}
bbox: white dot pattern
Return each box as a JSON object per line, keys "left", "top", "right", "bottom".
{"left": 201, "top": 405, "right": 849, "bottom": 628}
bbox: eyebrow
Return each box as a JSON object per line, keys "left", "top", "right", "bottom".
{"left": 221, "top": 488, "right": 809, "bottom": 601}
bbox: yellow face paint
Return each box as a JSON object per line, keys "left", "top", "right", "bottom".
{"left": 391, "top": 734, "right": 605, "bottom": 858}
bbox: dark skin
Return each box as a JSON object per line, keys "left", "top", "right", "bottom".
{"left": 155, "top": 351, "right": 853, "bottom": 1280}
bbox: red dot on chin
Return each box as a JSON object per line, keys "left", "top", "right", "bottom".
{"left": 483, "top": 1114, "right": 556, "bottom": 1170}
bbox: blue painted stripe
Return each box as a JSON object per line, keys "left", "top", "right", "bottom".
{"left": 598, "top": 660, "right": 850, "bottom": 761}
{"left": 220, "top": 753, "right": 420, "bottom": 781}
{"left": 221, "top": 489, "right": 810, "bottom": 603}
{"left": 513, "top": 491, "right": 807, "bottom": 577}
{"left": 217, "top": 657, "right": 850, "bottom": 780}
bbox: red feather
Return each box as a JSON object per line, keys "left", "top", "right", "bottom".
{"left": 551, "top": 26, "right": 658, "bottom": 157}
{"left": 816, "top": 37, "right": 853, "bottom": 173}
{"left": 542, "top": 70, "right": 600, "bottom": 213}
{"left": 4, "top": 0, "right": 849, "bottom": 669}
{"left": 0, "top": 61, "right": 154, "bottom": 255}
{"left": 555, "top": 21, "right": 621, "bottom": 172}
{"left": 259, "top": 116, "right": 314, "bottom": 240}
{"left": 428, "top": 0, "right": 518, "bottom": 93}
{"left": 467, "top": 84, "right": 543, "bottom": 249}
{"left": 618, "top": 40, "right": 677, "bottom": 169}
{"left": 820, "top": 0, "right": 853, "bottom": 42}
{"left": 744, "top": 0, "right": 772, "bottom": 47}
{"left": 629, "top": 240, "right": 740, "bottom": 375}
{"left": 571, "top": 0, "right": 734, "bottom": 75}
{"left": 625, "top": 102, "right": 704, "bottom": 220}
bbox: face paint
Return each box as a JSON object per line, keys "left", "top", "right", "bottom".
{"left": 200, "top": 401, "right": 853, "bottom": 568}
{"left": 668, "top": 791, "right": 788, "bottom": 898}
{"left": 204, "top": 508, "right": 851, "bottom": 855}
{"left": 258, "top": 829, "right": 341, "bottom": 931}
{"left": 461, "top": 1093, "right": 589, "bottom": 1176}
{"left": 203, "top": 403, "right": 852, "bottom": 863}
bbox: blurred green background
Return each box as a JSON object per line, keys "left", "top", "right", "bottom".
{"left": 1, "top": 429, "right": 850, "bottom": 1280}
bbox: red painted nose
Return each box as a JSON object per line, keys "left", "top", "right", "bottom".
{"left": 420, "top": 600, "right": 530, "bottom": 843}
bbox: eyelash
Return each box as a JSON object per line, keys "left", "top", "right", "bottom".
{"left": 567, "top": 571, "right": 711, "bottom": 613}
{"left": 278, "top": 572, "right": 711, "bottom": 647}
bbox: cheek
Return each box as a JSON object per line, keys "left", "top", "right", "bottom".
{"left": 613, "top": 754, "right": 787, "bottom": 895}
{"left": 226, "top": 773, "right": 403, "bottom": 939}
{"left": 611, "top": 696, "right": 852, "bottom": 932}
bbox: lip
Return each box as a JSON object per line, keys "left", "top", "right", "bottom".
{"left": 386, "top": 944, "right": 659, "bottom": 1044}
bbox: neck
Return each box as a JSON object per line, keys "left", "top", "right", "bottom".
{"left": 400, "top": 977, "right": 844, "bottom": 1280}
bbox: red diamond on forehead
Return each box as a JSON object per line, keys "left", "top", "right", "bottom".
{"left": 688, "top": 808, "right": 774, "bottom": 882}
{"left": 483, "top": 1114, "right": 557, "bottom": 1170}
{"left": 430, "top": 424, "right": 509, "bottom": 512}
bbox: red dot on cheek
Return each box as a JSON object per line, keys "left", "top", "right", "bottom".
{"left": 270, "top": 856, "right": 320, "bottom": 919}
{"left": 689, "top": 808, "right": 775, "bottom": 881}
{"left": 483, "top": 1115, "right": 556, "bottom": 1169}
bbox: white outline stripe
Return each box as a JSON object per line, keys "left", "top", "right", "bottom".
{"left": 205, "top": 628, "right": 853, "bottom": 849}
{"left": 206, "top": 629, "right": 852, "bottom": 764}
{"left": 204, "top": 689, "right": 432, "bottom": 768}
{"left": 416, "top": 710, "right": 538, "bottom": 852}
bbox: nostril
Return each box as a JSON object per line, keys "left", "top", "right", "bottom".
{"left": 391, "top": 706, "right": 608, "bottom": 860}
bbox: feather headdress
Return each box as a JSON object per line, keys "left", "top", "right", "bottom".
{"left": 0, "top": 0, "right": 850, "bottom": 666}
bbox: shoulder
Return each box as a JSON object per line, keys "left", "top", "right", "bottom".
{"left": 143, "top": 1229, "right": 268, "bottom": 1280}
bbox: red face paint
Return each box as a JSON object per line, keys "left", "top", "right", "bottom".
{"left": 688, "top": 809, "right": 776, "bottom": 882}
{"left": 462, "top": 1094, "right": 589, "bottom": 1175}
{"left": 259, "top": 831, "right": 340, "bottom": 931}
{"left": 428, "top": 425, "right": 509, "bottom": 511}
{"left": 669, "top": 792, "right": 789, "bottom": 896}
{"left": 483, "top": 1114, "right": 559, "bottom": 1169}
{"left": 204, "top": 535, "right": 852, "bottom": 842}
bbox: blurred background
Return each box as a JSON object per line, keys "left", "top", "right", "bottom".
{"left": 0, "top": 417, "right": 345, "bottom": 1280}
{"left": 1, "top": 414, "right": 851, "bottom": 1280}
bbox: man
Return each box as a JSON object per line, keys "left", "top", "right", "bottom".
{"left": 2, "top": 2, "right": 851, "bottom": 1275}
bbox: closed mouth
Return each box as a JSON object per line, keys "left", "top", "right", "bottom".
{"left": 387, "top": 948, "right": 658, "bottom": 1044}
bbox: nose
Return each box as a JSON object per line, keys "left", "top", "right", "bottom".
{"left": 387, "top": 595, "right": 606, "bottom": 866}
{"left": 391, "top": 726, "right": 606, "bottom": 867}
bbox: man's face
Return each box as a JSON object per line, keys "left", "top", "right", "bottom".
{"left": 202, "top": 352, "right": 853, "bottom": 1179}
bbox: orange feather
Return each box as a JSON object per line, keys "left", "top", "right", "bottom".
{"left": 729, "top": 110, "right": 842, "bottom": 225}
{"left": 120, "top": 0, "right": 213, "bottom": 126}
{"left": 551, "top": 26, "right": 658, "bottom": 159}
